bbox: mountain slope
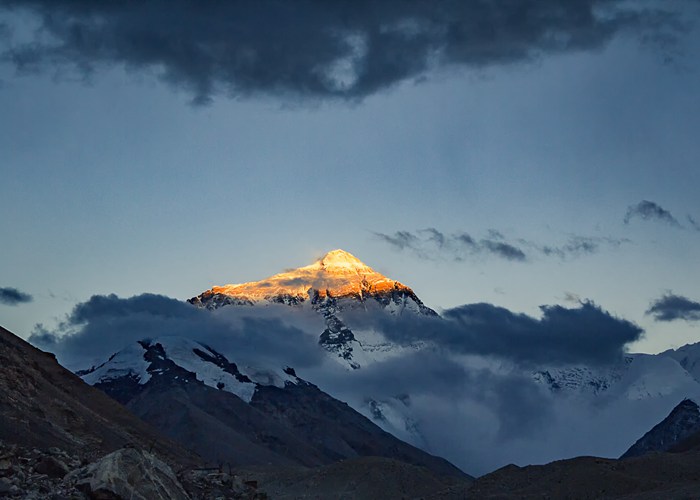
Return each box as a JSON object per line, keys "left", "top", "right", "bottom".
{"left": 80, "top": 336, "right": 471, "bottom": 479}
{"left": 0, "top": 325, "right": 194, "bottom": 465}
{"left": 622, "top": 398, "right": 700, "bottom": 458}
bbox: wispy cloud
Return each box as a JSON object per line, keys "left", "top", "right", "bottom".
{"left": 646, "top": 293, "right": 700, "bottom": 322}
{"left": 536, "top": 235, "right": 629, "bottom": 259}
{"left": 374, "top": 228, "right": 626, "bottom": 263}
{"left": 374, "top": 228, "right": 528, "bottom": 262}
{"left": 624, "top": 200, "right": 682, "bottom": 227}
{"left": 687, "top": 215, "right": 700, "bottom": 232}
{"left": 0, "top": 1, "right": 686, "bottom": 104}
{"left": 0, "top": 286, "right": 33, "bottom": 306}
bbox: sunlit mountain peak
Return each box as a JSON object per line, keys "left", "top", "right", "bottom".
{"left": 193, "top": 249, "right": 414, "bottom": 303}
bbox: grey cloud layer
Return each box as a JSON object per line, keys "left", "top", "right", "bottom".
{"left": 646, "top": 293, "right": 700, "bottom": 322}
{"left": 346, "top": 301, "right": 643, "bottom": 366}
{"left": 374, "top": 228, "right": 626, "bottom": 262}
{"left": 0, "top": 286, "right": 32, "bottom": 305}
{"left": 29, "top": 291, "right": 645, "bottom": 475}
{"left": 30, "top": 291, "right": 641, "bottom": 371}
{"left": 0, "top": 0, "right": 684, "bottom": 103}
{"left": 30, "top": 293, "right": 326, "bottom": 370}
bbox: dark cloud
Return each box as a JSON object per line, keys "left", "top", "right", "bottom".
{"left": 0, "top": 286, "right": 33, "bottom": 305}
{"left": 646, "top": 293, "right": 700, "bottom": 322}
{"left": 29, "top": 293, "right": 326, "bottom": 370}
{"left": 480, "top": 239, "right": 527, "bottom": 262}
{"left": 688, "top": 215, "right": 700, "bottom": 232}
{"left": 373, "top": 230, "right": 420, "bottom": 251}
{"left": 0, "top": 1, "right": 685, "bottom": 103}
{"left": 624, "top": 200, "right": 682, "bottom": 227}
{"left": 346, "top": 300, "right": 642, "bottom": 366}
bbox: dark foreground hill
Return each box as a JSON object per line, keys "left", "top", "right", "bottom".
{"left": 0, "top": 325, "right": 193, "bottom": 465}
{"left": 0, "top": 324, "right": 473, "bottom": 498}
{"left": 457, "top": 451, "right": 700, "bottom": 499}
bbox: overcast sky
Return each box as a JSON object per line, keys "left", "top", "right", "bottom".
{"left": 1, "top": 0, "right": 700, "bottom": 354}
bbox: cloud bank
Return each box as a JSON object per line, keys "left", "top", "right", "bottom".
{"left": 646, "top": 293, "right": 700, "bottom": 322}
{"left": 0, "top": 286, "right": 33, "bottom": 305}
{"left": 0, "top": 0, "right": 685, "bottom": 103}
{"left": 29, "top": 291, "right": 653, "bottom": 475}
{"left": 347, "top": 300, "right": 643, "bottom": 366}
{"left": 30, "top": 293, "right": 326, "bottom": 370}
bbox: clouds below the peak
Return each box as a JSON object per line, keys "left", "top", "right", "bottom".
{"left": 28, "top": 291, "right": 648, "bottom": 475}
{"left": 646, "top": 293, "right": 700, "bottom": 322}
{"left": 30, "top": 289, "right": 643, "bottom": 372}
{"left": 0, "top": 286, "right": 32, "bottom": 306}
{"left": 374, "top": 227, "right": 626, "bottom": 263}
{"left": 346, "top": 300, "right": 643, "bottom": 366}
{"left": 0, "top": 0, "right": 687, "bottom": 103}
{"left": 29, "top": 293, "right": 326, "bottom": 370}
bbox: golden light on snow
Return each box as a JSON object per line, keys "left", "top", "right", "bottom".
{"left": 202, "top": 249, "right": 413, "bottom": 301}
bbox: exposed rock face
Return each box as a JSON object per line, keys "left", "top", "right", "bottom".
{"left": 622, "top": 398, "right": 700, "bottom": 458}
{"left": 68, "top": 447, "right": 189, "bottom": 500}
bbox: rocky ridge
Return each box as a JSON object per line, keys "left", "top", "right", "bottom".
{"left": 622, "top": 398, "right": 700, "bottom": 458}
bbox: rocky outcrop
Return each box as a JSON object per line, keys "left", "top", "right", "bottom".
{"left": 68, "top": 447, "right": 189, "bottom": 500}
{"left": 0, "top": 440, "right": 266, "bottom": 499}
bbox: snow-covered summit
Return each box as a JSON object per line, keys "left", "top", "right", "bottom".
{"left": 188, "top": 249, "right": 435, "bottom": 368}
{"left": 78, "top": 336, "right": 298, "bottom": 403}
{"left": 189, "top": 249, "right": 430, "bottom": 306}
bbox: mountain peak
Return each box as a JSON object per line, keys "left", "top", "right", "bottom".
{"left": 317, "top": 249, "right": 366, "bottom": 270}
{"left": 190, "top": 249, "right": 422, "bottom": 305}
{"left": 303, "top": 249, "right": 374, "bottom": 275}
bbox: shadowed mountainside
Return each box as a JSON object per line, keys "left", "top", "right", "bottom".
{"left": 0, "top": 325, "right": 195, "bottom": 466}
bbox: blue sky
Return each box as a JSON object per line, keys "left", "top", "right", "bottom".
{"left": 1, "top": 1, "right": 700, "bottom": 354}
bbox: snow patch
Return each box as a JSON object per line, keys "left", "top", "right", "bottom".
{"left": 81, "top": 343, "right": 151, "bottom": 385}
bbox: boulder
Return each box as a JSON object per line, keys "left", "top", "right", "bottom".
{"left": 35, "top": 455, "right": 70, "bottom": 478}
{"left": 67, "top": 448, "right": 188, "bottom": 500}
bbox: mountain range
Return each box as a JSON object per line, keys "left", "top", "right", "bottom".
{"left": 184, "top": 251, "right": 700, "bottom": 463}
{"left": 6, "top": 248, "right": 700, "bottom": 497}
{"left": 80, "top": 250, "right": 700, "bottom": 472}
